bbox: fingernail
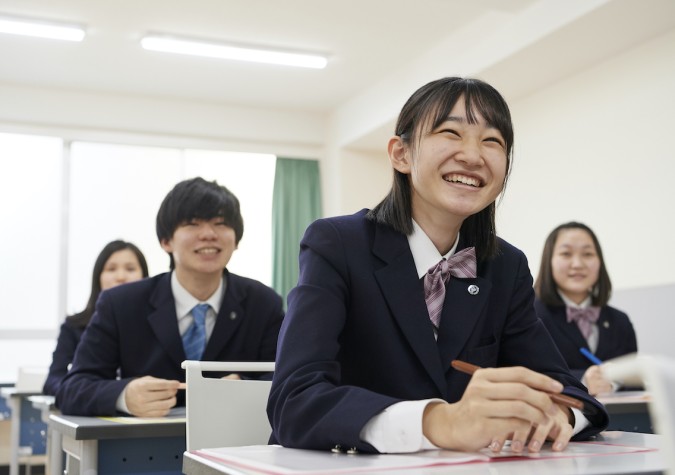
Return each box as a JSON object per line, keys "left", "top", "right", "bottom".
{"left": 490, "top": 440, "right": 501, "bottom": 452}
{"left": 553, "top": 441, "right": 564, "bottom": 451}
{"left": 529, "top": 440, "right": 541, "bottom": 452}
{"left": 512, "top": 440, "right": 523, "bottom": 452}
{"left": 550, "top": 381, "right": 563, "bottom": 392}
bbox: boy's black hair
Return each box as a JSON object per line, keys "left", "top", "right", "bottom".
{"left": 156, "top": 177, "right": 244, "bottom": 269}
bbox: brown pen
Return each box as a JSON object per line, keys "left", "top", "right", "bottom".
{"left": 451, "top": 360, "right": 585, "bottom": 411}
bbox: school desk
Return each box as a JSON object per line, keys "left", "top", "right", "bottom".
{"left": 49, "top": 408, "right": 186, "bottom": 475}
{"left": 599, "top": 391, "right": 653, "bottom": 433}
{"left": 182, "top": 431, "right": 666, "bottom": 475}
{"left": 0, "top": 387, "right": 47, "bottom": 475}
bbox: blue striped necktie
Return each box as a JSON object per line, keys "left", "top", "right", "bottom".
{"left": 182, "top": 303, "right": 210, "bottom": 360}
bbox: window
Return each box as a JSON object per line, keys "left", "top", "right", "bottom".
{"left": 0, "top": 134, "right": 276, "bottom": 382}
{"left": 0, "top": 133, "right": 64, "bottom": 330}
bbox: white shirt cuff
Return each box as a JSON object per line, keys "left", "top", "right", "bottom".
{"left": 360, "top": 399, "right": 443, "bottom": 453}
{"left": 570, "top": 407, "right": 591, "bottom": 434}
{"left": 115, "top": 386, "right": 131, "bottom": 414}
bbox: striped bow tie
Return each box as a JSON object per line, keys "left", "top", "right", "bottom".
{"left": 566, "top": 306, "right": 601, "bottom": 340}
{"left": 424, "top": 247, "right": 477, "bottom": 328}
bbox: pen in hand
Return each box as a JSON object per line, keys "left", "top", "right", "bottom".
{"left": 451, "top": 360, "right": 585, "bottom": 411}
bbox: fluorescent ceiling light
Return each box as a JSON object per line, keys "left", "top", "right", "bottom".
{"left": 141, "top": 34, "right": 327, "bottom": 70}
{"left": 0, "top": 14, "right": 86, "bottom": 42}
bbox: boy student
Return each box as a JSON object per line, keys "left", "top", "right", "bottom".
{"left": 56, "top": 177, "right": 284, "bottom": 417}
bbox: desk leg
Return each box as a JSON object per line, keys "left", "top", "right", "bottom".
{"left": 38, "top": 406, "right": 61, "bottom": 475}
{"left": 62, "top": 435, "right": 97, "bottom": 475}
{"left": 47, "top": 428, "right": 63, "bottom": 475}
{"left": 7, "top": 396, "right": 20, "bottom": 475}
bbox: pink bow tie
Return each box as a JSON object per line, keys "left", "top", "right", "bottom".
{"left": 424, "top": 247, "right": 477, "bottom": 328}
{"left": 566, "top": 306, "right": 601, "bottom": 340}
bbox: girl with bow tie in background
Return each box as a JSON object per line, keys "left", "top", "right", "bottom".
{"left": 534, "top": 222, "right": 638, "bottom": 395}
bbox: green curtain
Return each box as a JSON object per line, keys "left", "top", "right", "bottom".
{"left": 272, "top": 157, "right": 322, "bottom": 309}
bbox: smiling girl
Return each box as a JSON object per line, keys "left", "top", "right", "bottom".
{"left": 534, "top": 222, "right": 638, "bottom": 395}
{"left": 268, "top": 77, "right": 608, "bottom": 455}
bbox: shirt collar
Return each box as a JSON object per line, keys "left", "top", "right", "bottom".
{"left": 171, "top": 271, "right": 225, "bottom": 318}
{"left": 558, "top": 291, "right": 592, "bottom": 309}
{"left": 407, "top": 219, "right": 460, "bottom": 279}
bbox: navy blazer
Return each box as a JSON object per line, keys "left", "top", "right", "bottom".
{"left": 43, "top": 320, "right": 84, "bottom": 396}
{"left": 56, "top": 270, "right": 283, "bottom": 416}
{"left": 534, "top": 298, "right": 638, "bottom": 381}
{"left": 268, "top": 210, "right": 608, "bottom": 452}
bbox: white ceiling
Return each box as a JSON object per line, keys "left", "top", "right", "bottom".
{"left": 0, "top": 0, "right": 674, "bottom": 149}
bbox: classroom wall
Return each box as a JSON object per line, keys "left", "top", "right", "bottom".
{"left": 611, "top": 284, "right": 675, "bottom": 360}
{"left": 497, "top": 29, "right": 675, "bottom": 357}
{"left": 499, "top": 28, "right": 675, "bottom": 292}
{"left": 337, "top": 148, "right": 391, "bottom": 215}
{"left": 0, "top": 82, "right": 325, "bottom": 158}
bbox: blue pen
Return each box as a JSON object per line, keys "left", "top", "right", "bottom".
{"left": 580, "top": 347, "right": 603, "bottom": 365}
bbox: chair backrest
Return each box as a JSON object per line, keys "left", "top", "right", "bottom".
{"left": 181, "top": 360, "right": 275, "bottom": 451}
{"left": 15, "top": 366, "right": 48, "bottom": 392}
{"left": 604, "top": 354, "right": 675, "bottom": 475}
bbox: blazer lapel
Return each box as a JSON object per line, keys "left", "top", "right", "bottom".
{"left": 147, "top": 273, "right": 185, "bottom": 367}
{"left": 436, "top": 276, "right": 492, "bottom": 373}
{"left": 593, "top": 308, "right": 610, "bottom": 356}
{"left": 203, "top": 271, "right": 244, "bottom": 360}
{"left": 372, "top": 224, "right": 447, "bottom": 395}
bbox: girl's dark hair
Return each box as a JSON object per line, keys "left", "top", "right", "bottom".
{"left": 534, "top": 222, "right": 612, "bottom": 306}
{"left": 156, "top": 177, "right": 244, "bottom": 269}
{"left": 66, "top": 240, "right": 149, "bottom": 328}
{"left": 366, "top": 77, "right": 514, "bottom": 260}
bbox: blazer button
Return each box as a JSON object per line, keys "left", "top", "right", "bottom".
{"left": 230, "top": 311, "right": 237, "bottom": 320}
{"left": 467, "top": 284, "right": 479, "bottom": 295}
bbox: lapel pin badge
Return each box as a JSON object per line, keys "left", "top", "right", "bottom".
{"left": 467, "top": 284, "right": 479, "bottom": 295}
{"left": 230, "top": 311, "right": 237, "bottom": 320}
{"left": 603, "top": 321, "right": 609, "bottom": 328}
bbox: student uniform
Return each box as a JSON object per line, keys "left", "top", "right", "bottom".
{"left": 268, "top": 209, "right": 608, "bottom": 453}
{"left": 56, "top": 269, "right": 283, "bottom": 416}
{"left": 535, "top": 299, "right": 638, "bottom": 381}
{"left": 43, "top": 321, "right": 85, "bottom": 395}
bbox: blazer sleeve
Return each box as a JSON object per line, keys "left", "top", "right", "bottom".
{"left": 42, "top": 322, "right": 82, "bottom": 396}
{"left": 268, "top": 219, "right": 400, "bottom": 452}
{"left": 251, "top": 285, "right": 284, "bottom": 362}
{"left": 55, "top": 291, "right": 130, "bottom": 415}
{"left": 236, "top": 279, "right": 284, "bottom": 380}
{"left": 496, "top": 256, "right": 608, "bottom": 439}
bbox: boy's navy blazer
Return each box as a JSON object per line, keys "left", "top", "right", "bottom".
{"left": 268, "top": 210, "right": 608, "bottom": 452}
{"left": 56, "top": 269, "right": 283, "bottom": 416}
{"left": 534, "top": 299, "right": 638, "bottom": 380}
